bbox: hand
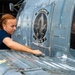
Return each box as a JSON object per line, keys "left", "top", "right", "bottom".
{"left": 32, "top": 50, "right": 43, "bottom": 55}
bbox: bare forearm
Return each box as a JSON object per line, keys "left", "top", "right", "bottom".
{"left": 10, "top": 41, "right": 34, "bottom": 53}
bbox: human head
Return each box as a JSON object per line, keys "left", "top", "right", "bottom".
{"left": 0, "top": 14, "right": 17, "bottom": 34}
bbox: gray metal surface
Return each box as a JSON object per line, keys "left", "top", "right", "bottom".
{"left": 1, "top": 0, "right": 75, "bottom": 75}
{"left": 0, "top": 50, "right": 75, "bottom": 75}
{"left": 12, "top": 0, "right": 75, "bottom": 58}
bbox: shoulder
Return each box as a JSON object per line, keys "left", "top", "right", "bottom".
{"left": 0, "top": 30, "right": 11, "bottom": 40}
{"left": 0, "top": 30, "right": 6, "bottom": 34}
{"left": 0, "top": 30, "right": 9, "bottom": 35}
{"left": 0, "top": 29, "right": 7, "bottom": 33}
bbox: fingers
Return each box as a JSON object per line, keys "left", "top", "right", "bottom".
{"left": 33, "top": 49, "right": 42, "bottom": 55}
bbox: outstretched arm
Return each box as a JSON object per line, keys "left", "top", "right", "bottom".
{"left": 3, "top": 37, "right": 43, "bottom": 55}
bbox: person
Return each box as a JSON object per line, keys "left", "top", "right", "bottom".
{"left": 0, "top": 14, "right": 43, "bottom": 55}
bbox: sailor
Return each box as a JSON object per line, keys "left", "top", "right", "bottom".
{"left": 0, "top": 14, "right": 43, "bottom": 55}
